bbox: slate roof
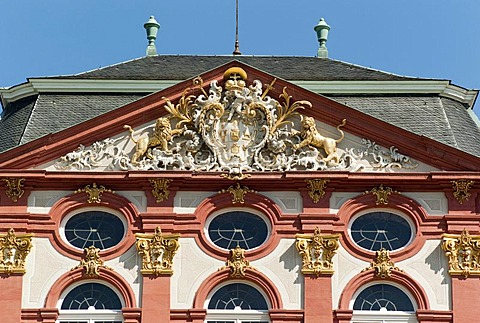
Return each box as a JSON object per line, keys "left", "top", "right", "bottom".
{"left": 52, "top": 55, "right": 425, "bottom": 81}
{"left": 1, "top": 55, "right": 479, "bottom": 159}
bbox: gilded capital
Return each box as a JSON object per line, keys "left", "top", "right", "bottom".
{"left": 136, "top": 227, "right": 180, "bottom": 276}
{"left": 0, "top": 228, "right": 33, "bottom": 276}
{"left": 295, "top": 227, "right": 339, "bottom": 276}
{"left": 442, "top": 229, "right": 480, "bottom": 277}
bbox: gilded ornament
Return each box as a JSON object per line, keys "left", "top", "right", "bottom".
{"left": 149, "top": 178, "right": 172, "bottom": 203}
{"left": 136, "top": 227, "right": 180, "bottom": 276}
{"left": 305, "top": 179, "right": 329, "bottom": 203}
{"left": 72, "top": 245, "right": 112, "bottom": 277}
{"left": 295, "top": 227, "right": 339, "bottom": 276}
{"left": 0, "top": 228, "right": 33, "bottom": 276}
{"left": 363, "top": 248, "right": 403, "bottom": 278}
{"left": 293, "top": 117, "right": 346, "bottom": 164}
{"left": 451, "top": 180, "right": 475, "bottom": 204}
{"left": 364, "top": 184, "right": 399, "bottom": 205}
{"left": 219, "top": 183, "right": 257, "bottom": 204}
{"left": 74, "top": 182, "right": 114, "bottom": 203}
{"left": 442, "top": 229, "right": 480, "bottom": 277}
{"left": 2, "top": 178, "right": 25, "bottom": 203}
{"left": 219, "top": 245, "right": 255, "bottom": 278}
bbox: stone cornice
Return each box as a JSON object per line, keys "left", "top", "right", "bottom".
{"left": 1, "top": 79, "right": 477, "bottom": 109}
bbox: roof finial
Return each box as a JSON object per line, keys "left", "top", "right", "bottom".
{"left": 314, "top": 18, "right": 330, "bottom": 58}
{"left": 144, "top": 16, "right": 160, "bottom": 56}
{"left": 232, "top": 0, "right": 241, "bottom": 55}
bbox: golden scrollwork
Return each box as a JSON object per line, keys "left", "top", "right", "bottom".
{"left": 220, "top": 173, "right": 251, "bottom": 181}
{"left": 219, "top": 183, "right": 257, "bottom": 204}
{"left": 149, "top": 178, "right": 172, "bottom": 203}
{"left": 74, "top": 182, "right": 114, "bottom": 204}
{"left": 0, "top": 228, "right": 33, "bottom": 276}
{"left": 305, "top": 179, "right": 329, "bottom": 203}
{"left": 72, "top": 245, "right": 112, "bottom": 277}
{"left": 364, "top": 184, "right": 399, "bottom": 205}
{"left": 2, "top": 178, "right": 25, "bottom": 203}
{"left": 442, "top": 229, "right": 480, "bottom": 277}
{"left": 295, "top": 227, "right": 340, "bottom": 276}
{"left": 451, "top": 180, "right": 475, "bottom": 204}
{"left": 219, "top": 245, "right": 255, "bottom": 278}
{"left": 136, "top": 227, "right": 180, "bottom": 276}
{"left": 363, "top": 248, "right": 403, "bottom": 278}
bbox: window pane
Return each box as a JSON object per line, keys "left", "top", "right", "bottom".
{"left": 353, "top": 284, "right": 414, "bottom": 311}
{"left": 65, "top": 211, "right": 125, "bottom": 250}
{"left": 208, "top": 211, "right": 268, "bottom": 250}
{"left": 208, "top": 283, "right": 268, "bottom": 310}
{"left": 351, "top": 212, "right": 412, "bottom": 251}
{"left": 61, "top": 283, "right": 122, "bottom": 310}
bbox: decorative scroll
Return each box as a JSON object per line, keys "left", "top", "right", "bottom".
{"left": 451, "top": 180, "right": 475, "bottom": 204}
{"left": 363, "top": 248, "right": 403, "bottom": 278}
{"left": 295, "top": 227, "right": 339, "bottom": 276}
{"left": 442, "top": 229, "right": 480, "bottom": 277}
{"left": 136, "top": 227, "right": 180, "bottom": 276}
{"left": 149, "top": 178, "right": 172, "bottom": 203}
{"left": 305, "top": 179, "right": 329, "bottom": 203}
{"left": 74, "top": 183, "right": 114, "bottom": 203}
{"left": 364, "top": 184, "right": 399, "bottom": 205}
{"left": 0, "top": 228, "right": 33, "bottom": 275}
{"left": 219, "top": 245, "right": 255, "bottom": 278}
{"left": 55, "top": 68, "right": 419, "bottom": 175}
{"left": 72, "top": 245, "right": 112, "bottom": 277}
{"left": 219, "top": 183, "right": 256, "bottom": 204}
{"left": 2, "top": 178, "right": 25, "bottom": 203}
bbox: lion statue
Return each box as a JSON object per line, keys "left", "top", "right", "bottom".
{"left": 293, "top": 117, "right": 347, "bottom": 164}
{"left": 124, "top": 117, "right": 183, "bottom": 164}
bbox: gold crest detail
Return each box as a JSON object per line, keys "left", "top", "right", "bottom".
{"left": 442, "top": 229, "right": 480, "bottom": 277}
{"left": 219, "top": 245, "right": 255, "bottom": 278}
{"left": 2, "top": 178, "right": 25, "bottom": 203}
{"left": 149, "top": 178, "right": 172, "bottom": 203}
{"left": 295, "top": 227, "right": 339, "bottom": 276}
{"left": 72, "top": 245, "right": 112, "bottom": 277}
{"left": 74, "top": 183, "right": 114, "bottom": 203}
{"left": 451, "top": 180, "right": 475, "bottom": 204}
{"left": 305, "top": 179, "right": 329, "bottom": 203}
{"left": 0, "top": 228, "right": 33, "bottom": 276}
{"left": 136, "top": 227, "right": 180, "bottom": 276}
{"left": 363, "top": 248, "right": 403, "bottom": 278}
{"left": 364, "top": 184, "right": 399, "bottom": 205}
{"left": 219, "top": 183, "right": 257, "bottom": 204}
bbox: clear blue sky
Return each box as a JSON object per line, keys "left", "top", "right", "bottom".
{"left": 1, "top": 1, "right": 479, "bottom": 114}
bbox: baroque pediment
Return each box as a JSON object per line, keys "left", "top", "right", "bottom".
{"left": 44, "top": 67, "right": 436, "bottom": 176}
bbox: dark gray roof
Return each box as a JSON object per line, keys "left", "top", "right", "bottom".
{"left": 327, "top": 95, "right": 480, "bottom": 157}
{"left": 52, "top": 55, "right": 425, "bottom": 82}
{"left": 0, "top": 93, "right": 147, "bottom": 153}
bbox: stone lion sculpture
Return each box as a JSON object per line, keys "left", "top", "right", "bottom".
{"left": 293, "top": 116, "right": 347, "bottom": 164}
{"left": 124, "top": 117, "right": 183, "bottom": 164}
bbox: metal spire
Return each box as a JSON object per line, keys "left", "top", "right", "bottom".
{"left": 232, "top": 0, "right": 241, "bottom": 55}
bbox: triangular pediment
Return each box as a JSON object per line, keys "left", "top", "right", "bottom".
{"left": 0, "top": 61, "right": 479, "bottom": 173}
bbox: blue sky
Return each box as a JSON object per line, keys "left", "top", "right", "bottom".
{"left": 1, "top": 1, "right": 479, "bottom": 114}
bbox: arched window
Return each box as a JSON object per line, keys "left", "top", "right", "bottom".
{"left": 57, "top": 282, "right": 124, "bottom": 323}
{"left": 351, "top": 283, "right": 417, "bottom": 323}
{"left": 206, "top": 283, "right": 270, "bottom": 323}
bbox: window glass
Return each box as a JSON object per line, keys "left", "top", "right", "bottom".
{"left": 208, "top": 283, "right": 268, "bottom": 310}
{"left": 61, "top": 283, "right": 122, "bottom": 310}
{"left": 353, "top": 284, "right": 414, "bottom": 312}
{"left": 350, "top": 212, "right": 413, "bottom": 251}
{"left": 64, "top": 211, "right": 125, "bottom": 250}
{"left": 208, "top": 211, "right": 268, "bottom": 250}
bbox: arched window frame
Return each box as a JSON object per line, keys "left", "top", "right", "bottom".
{"left": 349, "top": 282, "right": 418, "bottom": 323}
{"left": 56, "top": 280, "right": 125, "bottom": 323}
{"left": 204, "top": 281, "right": 271, "bottom": 323}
